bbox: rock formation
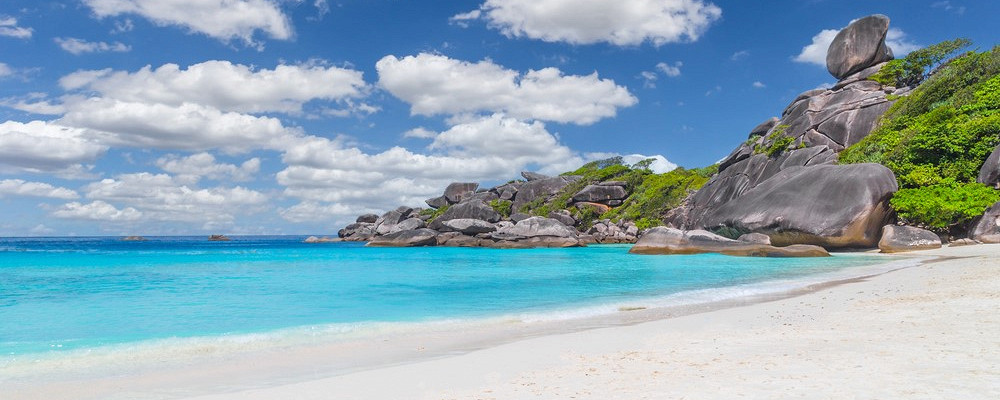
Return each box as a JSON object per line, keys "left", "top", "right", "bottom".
{"left": 878, "top": 225, "right": 942, "bottom": 253}
{"left": 977, "top": 144, "right": 1000, "bottom": 188}
{"left": 669, "top": 14, "right": 905, "bottom": 249}
{"left": 970, "top": 201, "right": 1000, "bottom": 243}
{"left": 208, "top": 234, "right": 230, "bottom": 241}
{"left": 629, "top": 227, "right": 829, "bottom": 257}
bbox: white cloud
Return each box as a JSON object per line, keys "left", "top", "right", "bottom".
{"left": 403, "top": 127, "right": 437, "bottom": 139}
{"left": 0, "top": 120, "right": 107, "bottom": 175}
{"left": 376, "top": 53, "right": 636, "bottom": 125}
{"left": 752, "top": 81, "right": 766, "bottom": 88}
{"left": 60, "top": 98, "right": 300, "bottom": 153}
{"left": 0, "top": 62, "right": 12, "bottom": 78}
{"left": 279, "top": 201, "right": 364, "bottom": 223}
{"left": 793, "top": 28, "right": 839, "bottom": 66}
{"left": 61, "top": 61, "right": 367, "bottom": 114}
{"left": 0, "top": 16, "right": 32, "bottom": 39}
{"left": 459, "top": 0, "right": 722, "bottom": 46}
{"left": 639, "top": 71, "right": 658, "bottom": 88}
{"left": 656, "top": 61, "right": 682, "bottom": 77}
{"left": 931, "top": 1, "right": 966, "bottom": 15}
{"left": 449, "top": 9, "right": 482, "bottom": 28}
{"left": 55, "top": 37, "right": 131, "bottom": 55}
{"left": 430, "top": 114, "right": 575, "bottom": 163}
{"left": 155, "top": 152, "right": 260, "bottom": 183}
{"left": 53, "top": 200, "right": 142, "bottom": 222}
{"left": 0, "top": 179, "right": 79, "bottom": 199}
{"left": 730, "top": 50, "right": 749, "bottom": 61}
{"left": 795, "top": 25, "right": 921, "bottom": 66}
{"left": 82, "top": 0, "right": 292, "bottom": 48}
{"left": 112, "top": 18, "right": 135, "bottom": 33}
{"left": 78, "top": 172, "right": 268, "bottom": 226}
{"left": 621, "top": 154, "right": 678, "bottom": 174}
{"left": 885, "top": 28, "right": 920, "bottom": 57}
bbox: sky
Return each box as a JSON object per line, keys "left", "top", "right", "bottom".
{"left": 0, "top": 0, "right": 997, "bottom": 236}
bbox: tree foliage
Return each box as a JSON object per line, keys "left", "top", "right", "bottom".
{"left": 870, "top": 38, "right": 972, "bottom": 87}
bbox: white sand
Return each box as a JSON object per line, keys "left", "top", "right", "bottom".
{"left": 8, "top": 245, "right": 999, "bottom": 399}
{"left": 187, "top": 245, "right": 1000, "bottom": 400}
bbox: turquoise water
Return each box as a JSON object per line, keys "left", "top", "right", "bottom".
{"left": 0, "top": 236, "right": 886, "bottom": 359}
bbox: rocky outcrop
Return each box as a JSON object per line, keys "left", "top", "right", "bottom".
{"left": 826, "top": 15, "right": 893, "bottom": 80}
{"left": 737, "top": 233, "right": 771, "bottom": 245}
{"left": 443, "top": 182, "right": 479, "bottom": 204}
{"left": 977, "top": 144, "right": 1000, "bottom": 188}
{"left": 366, "top": 228, "right": 439, "bottom": 247}
{"left": 208, "top": 235, "right": 230, "bottom": 241}
{"left": 339, "top": 222, "right": 376, "bottom": 241}
{"left": 304, "top": 236, "right": 342, "bottom": 243}
{"left": 970, "top": 201, "right": 1000, "bottom": 243}
{"left": 521, "top": 171, "right": 550, "bottom": 181}
{"left": 571, "top": 184, "right": 627, "bottom": 204}
{"left": 585, "top": 219, "right": 640, "bottom": 243}
{"left": 511, "top": 175, "right": 579, "bottom": 212}
{"left": 437, "top": 218, "right": 497, "bottom": 235}
{"left": 493, "top": 216, "right": 578, "bottom": 239}
{"left": 878, "top": 225, "right": 942, "bottom": 253}
{"left": 356, "top": 213, "right": 379, "bottom": 223}
{"left": 629, "top": 227, "right": 829, "bottom": 257}
{"left": 431, "top": 200, "right": 501, "bottom": 224}
{"left": 698, "top": 164, "right": 896, "bottom": 248}
{"left": 121, "top": 236, "right": 147, "bottom": 241}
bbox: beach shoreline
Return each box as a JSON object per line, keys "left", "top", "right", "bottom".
{"left": 6, "top": 245, "right": 998, "bottom": 399}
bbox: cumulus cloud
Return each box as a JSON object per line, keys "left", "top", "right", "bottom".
{"left": 0, "top": 179, "right": 79, "bottom": 199}
{"left": 60, "top": 98, "right": 299, "bottom": 153}
{"left": 53, "top": 200, "right": 142, "bottom": 222}
{"left": 656, "top": 61, "right": 683, "bottom": 77}
{"left": 457, "top": 0, "right": 722, "bottom": 46}
{"left": 752, "top": 81, "right": 766, "bottom": 88}
{"left": 885, "top": 28, "right": 920, "bottom": 56}
{"left": 155, "top": 152, "right": 260, "bottom": 183}
{"left": 376, "top": 53, "right": 636, "bottom": 125}
{"left": 279, "top": 201, "right": 367, "bottom": 223}
{"left": 0, "top": 16, "right": 32, "bottom": 39}
{"left": 82, "top": 0, "right": 292, "bottom": 48}
{"left": 0, "top": 62, "right": 12, "bottom": 78}
{"left": 60, "top": 60, "right": 367, "bottom": 114}
{"left": 0, "top": 121, "right": 107, "bottom": 175}
{"left": 78, "top": 172, "right": 268, "bottom": 226}
{"left": 793, "top": 29, "right": 839, "bottom": 66}
{"left": 55, "top": 37, "right": 131, "bottom": 55}
{"left": 795, "top": 25, "right": 920, "bottom": 67}
{"left": 621, "top": 154, "right": 678, "bottom": 174}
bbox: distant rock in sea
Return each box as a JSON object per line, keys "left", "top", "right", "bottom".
{"left": 122, "top": 236, "right": 147, "bottom": 241}
{"left": 304, "top": 236, "right": 342, "bottom": 243}
{"left": 208, "top": 235, "right": 231, "bottom": 241}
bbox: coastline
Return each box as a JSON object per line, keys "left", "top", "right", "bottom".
{"left": 7, "top": 245, "right": 997, "bottom": 399}
{"left": 181, "top": 244, "right": 995, "bottom": 400}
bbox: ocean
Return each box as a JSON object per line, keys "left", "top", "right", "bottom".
{"left": 0, "top": 236, "right": 901, "bottom": 375}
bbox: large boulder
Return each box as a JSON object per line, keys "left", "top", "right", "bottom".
{"left": 547, "top": 210, "right": 577, "bottom": 227}
{"left": 443, "top": 182, "right": 479, "bottom": 204}
{"left": 629, "top": 227, "right": 829, "bottom": 257}
{"left": 878, "top": 225, "right": 942, "bottom": 253}
{"left": 388, "top": 217, "right": 426, "bottom": 234}
{"left": 826, "top": 15, "right": 894, "bottom": 80}
{"left": 356, "top": 213, "right": 379, "bottom": 223}
{"left": 511, "top": 176, "right": 578, "bottom": 211}
{"left": 437, "top": 218, "right": 497, "bottom": 235}
{"left": 571, "top": 184, "right": 627, "bottom": 203}
{"left": 970, "top": 201, "right": 1000, "bottom": 243}
{"left": 366, "top": 229, "right": 439, "bottom": 247}
{"left": 425, "top": 196, "right": 449, "bottom": 209}
{"left": 977, "top": 144, "right": 1000, "bottom": 188}
{"left": 339, "top": 222, "right": 376, "bottom": 240}
{"left": 431, "top": 200, "right": 501, "bottom": 224}
{"left": 695, "top": 164, "right": 898, "bottom": 248}
{"left": 521, "top": 171, "right": 550, "bottom": 181}
{"left": 493, "top": 216, "right": 577, "bottom": 239}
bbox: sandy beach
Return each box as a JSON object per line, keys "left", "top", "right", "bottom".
{"left": 7, "top": 244, "right": 998, "bottom": 399}
{"left": 182, "top": 245, "right": 998, "bottom": 400}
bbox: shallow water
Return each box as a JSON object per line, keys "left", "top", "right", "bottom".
{"left": 0, "top": 236, "right": 887, "bottom": 361}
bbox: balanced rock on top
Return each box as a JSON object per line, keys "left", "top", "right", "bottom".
{"left": 826, "top": 14, "right": 894, "bottom": 80}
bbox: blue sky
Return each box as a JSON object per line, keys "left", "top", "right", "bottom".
{"left": 0, "top": 0, "right": 996, "bottom": 236}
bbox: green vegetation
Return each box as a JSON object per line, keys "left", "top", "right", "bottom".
{"left": 601, "top": 167, "right": 711, "bottom": 222}
{"left": 419, "top": 204, "right": 449, "bottom": 222}
{"left": 489, "top": 199, "right": 512, "bottom": 219}
{"left": 753, "top": 124, "right": 793, "bottom": 157}
{"left": 890, "top": 180, "right": 999, "bottom": 230}
{"left": 841, "top": 43, "right": 1000, "bottom": 231}
{"left": 517, "top": 157, "right": 715, "bottom": 227}
{"left": 870, "top": 38, "right": 972, "bottom": 87}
